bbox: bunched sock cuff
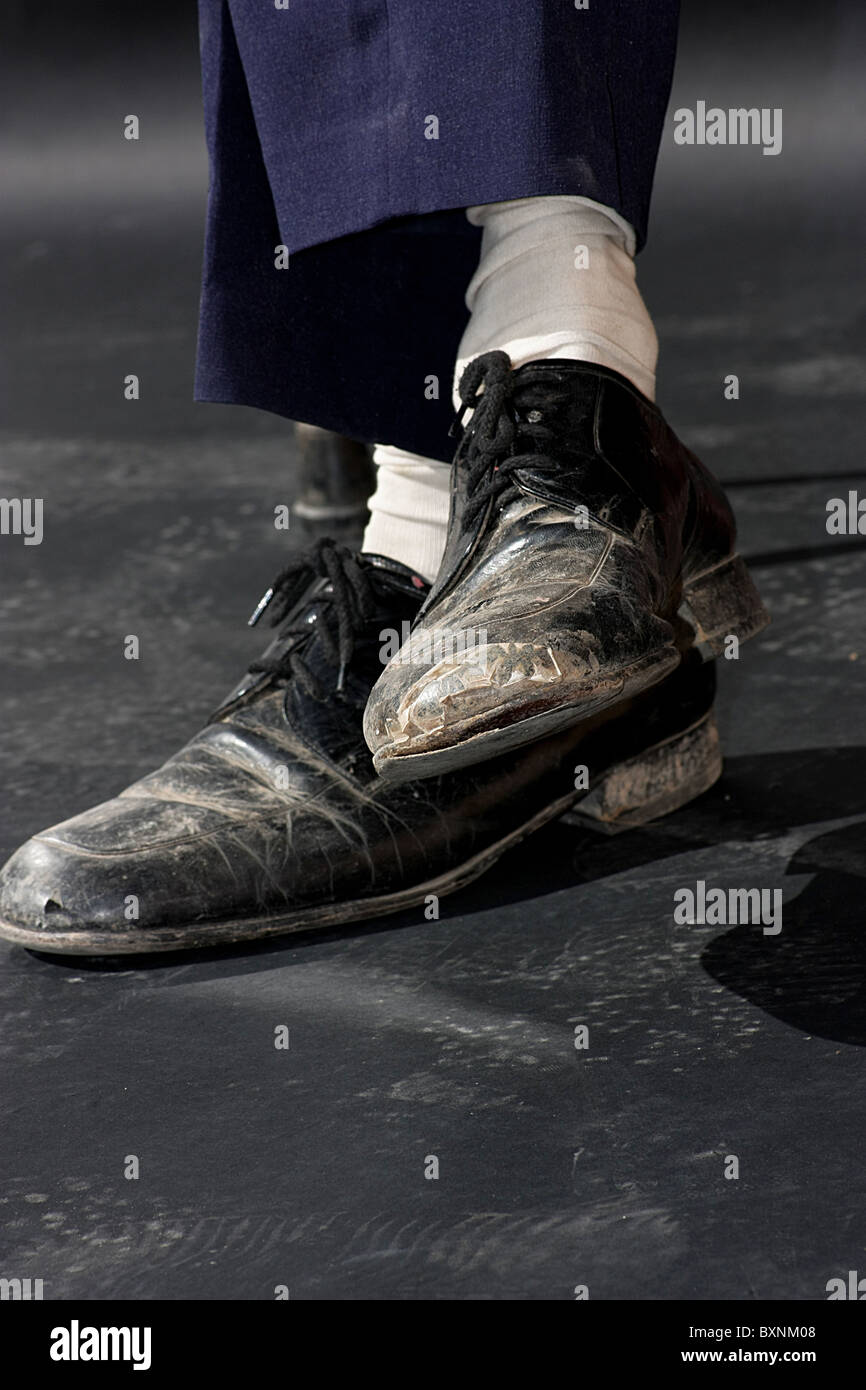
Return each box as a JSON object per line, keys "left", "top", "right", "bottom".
{"left": 454, "top": 195, "right": 658, "bottom": 405}
{"left": 362, "top": 443, "right": 452, "bottom": 582}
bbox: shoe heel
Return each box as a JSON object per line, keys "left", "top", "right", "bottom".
{"left": 678, "top": 553, "right": 770, "bottom": 659}
{"left": 567, "top": 708, "right": 722, "bottom": 834}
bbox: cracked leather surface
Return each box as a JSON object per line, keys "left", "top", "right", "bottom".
{"left": 364, "top": 357, "right": 738, "bottom": 765}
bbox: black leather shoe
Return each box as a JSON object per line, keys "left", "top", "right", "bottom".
{"left": 363, "top": 351, "right": 768, "bottom": 782}
{"left": 0, "top": 541, "right": 720, "bottom": 956}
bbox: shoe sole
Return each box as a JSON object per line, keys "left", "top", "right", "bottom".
{"left": 0, "top": 706, "right": 721, "bottom": 956}
{"left": 373, "top": 552, "right": 769, "bottom": 783}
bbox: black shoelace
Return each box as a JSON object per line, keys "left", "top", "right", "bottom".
{"left": 247, "top": 539, "right": 378, "bottom": 699}
{"left": 451, "top": 350, "right": 560, "bottom": 529}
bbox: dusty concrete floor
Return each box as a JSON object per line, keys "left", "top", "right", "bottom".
{"left": 2, "top": 7, "right": 865, "bottom": 1300}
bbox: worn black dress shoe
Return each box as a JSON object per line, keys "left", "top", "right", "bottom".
{"left": 0, "top": 541, "right": 720, "bottom": 956}
{"left": 363, "top": 351, "right": 768, "bottom": 782}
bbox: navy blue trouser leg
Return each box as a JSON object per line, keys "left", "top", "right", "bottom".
{"left": 195, "top": 0, "right": 680, "bottom": 459}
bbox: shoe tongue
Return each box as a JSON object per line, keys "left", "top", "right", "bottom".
{"left": 211, "top": 551, "right": 427, "bottom": 719}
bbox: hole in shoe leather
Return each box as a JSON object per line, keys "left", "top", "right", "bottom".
{"left": 44, "top": 899, "right": 63, "bottom": 914}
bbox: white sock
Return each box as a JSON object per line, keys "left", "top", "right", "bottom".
{"left": 361, "top": 443, "right": 451, "bottom": 583}
{"left": 363, "top": 195, "right": 658, "bottom": 581}
{"left": 454, "top": 195, "right": 658, "bottom": 405}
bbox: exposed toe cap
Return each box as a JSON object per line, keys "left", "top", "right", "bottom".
{"left": 0, "top": 832, "right": 110, "bottom": 941}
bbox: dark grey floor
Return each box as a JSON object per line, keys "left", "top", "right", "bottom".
{"left": 3, "top": 8, "right": 866, "bottom": 1300}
